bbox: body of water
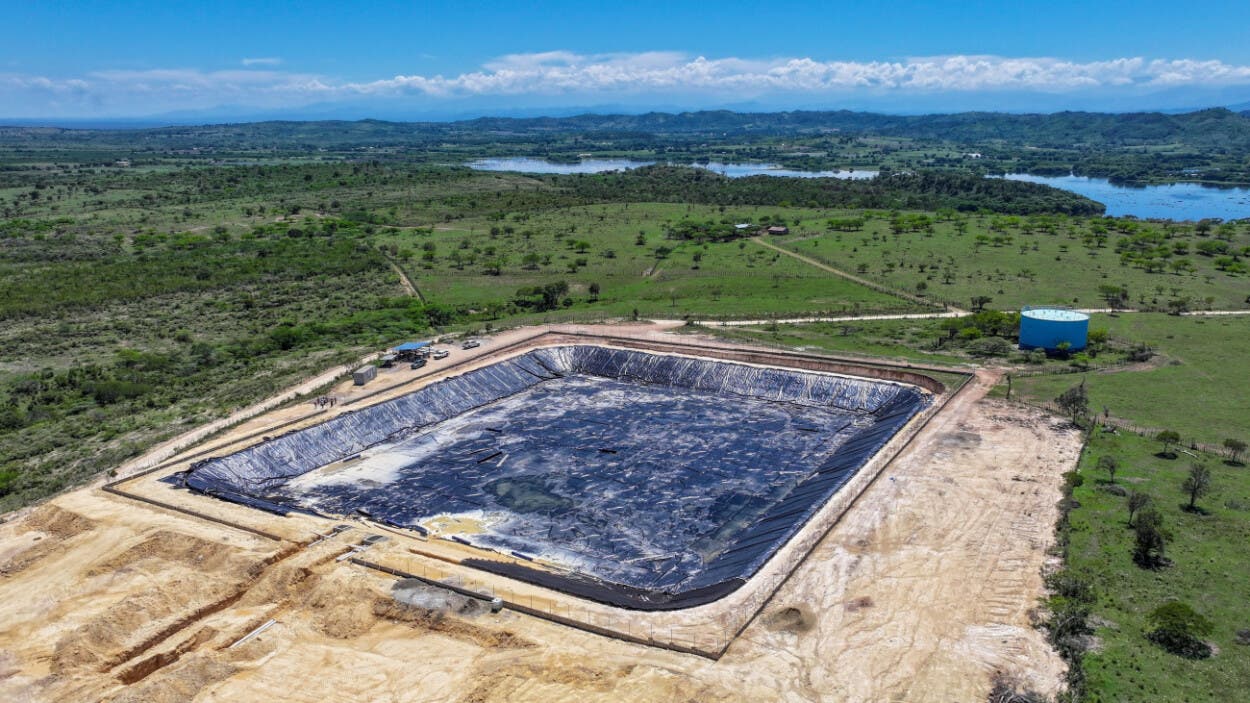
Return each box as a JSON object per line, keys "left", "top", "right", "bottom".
{"left": 467, "top": 157, "right": 655, "bottom": 174}
{"left": 468, "top": 159, "right": 1250, "bottom": 220}
{"left": 1002, "top": 173, "right": 1250, "bottom": 221}
{"left": 467, "top": 157, "right": 876, "bottom": 179}
{"left": 693, "top": 161, "right": 877, "bottom": 179}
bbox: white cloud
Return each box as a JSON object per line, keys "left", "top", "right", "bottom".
{"left": 5, "top": 53, "right": 1250, "bottom": 116}
{"left": 339, "top": 53, "right": 1250, "bottom": 98}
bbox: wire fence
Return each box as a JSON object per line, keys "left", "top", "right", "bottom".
{"left": 775, "top": 244, "right": 962, "bottom": 309}
{"left": 1006, "top": 356, "right": 1139, "bottom": 380}
{"left": 1021, "top": 400, "right": 1237, "bottom": 460}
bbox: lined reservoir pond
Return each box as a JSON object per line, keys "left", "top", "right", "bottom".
{"left": 468, "top": 158, "right": 1250, "bottom": 220}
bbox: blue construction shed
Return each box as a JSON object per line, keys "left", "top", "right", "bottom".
{"left": 1019, "top": 307, "right": 1089, "bottom": 351}
{"left": 393, "top": 341, "right": 431, "bottom": 360}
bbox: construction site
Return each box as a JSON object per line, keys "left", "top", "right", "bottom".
{"left": 0, "top": 322, "right": 1083, "bottom": 702}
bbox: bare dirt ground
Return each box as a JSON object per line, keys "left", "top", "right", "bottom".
{"left": 0, "top": 324, "right": 1081, "bottom": 702}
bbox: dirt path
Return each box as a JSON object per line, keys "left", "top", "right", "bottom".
{"left": 383, "top": 256, "right": 426, "bottom": 302}
{"left": 722, "top": 370, "right": 1076, "bottom": 701}
{"left": 1182, "top": 309, "right": 1250, "bottom": 316}
{"left": 678, "top": 310, "right": 967, "bottom": 327}
{"left": 752, "top": 236, "right": 963, "bottom": 313}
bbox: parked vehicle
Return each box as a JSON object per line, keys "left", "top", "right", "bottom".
{"left": 432, "top": 349, "right": 449, "bottom": 360}
{"left": 410, "top": 358, "right": 428, "bottom": 369}
{"left": 461, "top": 339, "right": 481, "bottom": 350}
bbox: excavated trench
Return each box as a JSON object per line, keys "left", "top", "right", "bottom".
{"left": 176, "top": 345, "right": 930, "bottom": 609}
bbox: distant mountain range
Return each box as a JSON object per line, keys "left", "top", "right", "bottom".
{"left": 3, "top": 96, "right": 1250, "bottom": 132}
{"left": 4, "top": 108, "right": 1250, "bottom": 152}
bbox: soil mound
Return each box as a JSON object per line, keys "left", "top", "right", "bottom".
{"left": 88, "top": 530, "right": 245, "bottom": 576}
{"left": 22, "top": 505, "right": 95, "bottom": 539}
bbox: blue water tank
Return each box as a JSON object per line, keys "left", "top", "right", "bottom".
{"left": 1019, "top": 307, "right": 1089, "bottom": 351}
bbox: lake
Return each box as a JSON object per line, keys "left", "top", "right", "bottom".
{"left": 467, "top": 159, "right": 1250, "bottom": 220}
{"left": 467, "top": 157, "right": 876, "bottom": 179}
{"left": 467, "top": 157, "right": 654, "bottom": 174}
{"left": 694, "top": 161, "right": 877, "bottom": 179}
{"left": 1002, "top": 174, "right": 1250, "bottom": 221}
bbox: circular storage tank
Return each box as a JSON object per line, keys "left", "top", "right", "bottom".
{"left": 1019, "top": 307, "right": 1089, "bottom": 351}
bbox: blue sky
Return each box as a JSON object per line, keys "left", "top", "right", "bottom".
{"left": 4, "top": 1, "right": 1250, "bottom": 120}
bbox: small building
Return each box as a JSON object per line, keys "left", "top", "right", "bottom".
{"left": 392, "top": 341, "right": 431, "bottom": 362}
{"left": 1019, "top": 307, "right": 1090, "bottom": 352}
{"left": 734, "top": 223, "right": 753, "bottom": 230}
{"left": 766, "top": 225, "right": 790, "bottom": 235}
{"left": 352, "top": 365, "right": 377, "bottom": 386}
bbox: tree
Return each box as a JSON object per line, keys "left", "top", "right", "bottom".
{"left": 1156, "top": 429, "right": 1181, "bottom": 457}
{"left": 487, "top": 256, "right": 505, "bottom": 275}
{"left": 1181, "top": 462, "right": 1212, "bottom": 511}
{"left": 970, "top": 295, "right": 993, "bottom": 312}
{"left": 588, "top": 281, "right": 601, "bottom": 301}
{"left": 1097, "top": 455, "right": 1119, "bottom": 483}
{"left": 1055, "top": 382, "right": 1089, "bottom": 424}
{"left": 1133, "top": 507, "right": 1170, "bottom": 568}
{"left": 1146, "top": 601, "right": 1213, "bottom": 658}
{"left": 512, "top": 281, "right": 569, "bottom": 312}
{"left": 1224, "top": 438, "right": 1247, "bottom": 464}
{"left": 1086, "top": 328, "right": 1109, "bottom": 353}
{"left": 1127, "top": 491, "right": 1151, "bottom": 527}
{"left": 938, "top": 317, "right": 964, "bottom": 341}
{"left": 1098, "top": 284, "right": 1129, "bottom": 310}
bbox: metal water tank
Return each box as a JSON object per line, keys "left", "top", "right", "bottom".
{"left": 1019, "top": 307, "right": 1089, "bottom": 351}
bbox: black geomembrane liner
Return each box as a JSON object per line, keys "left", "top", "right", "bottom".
{"left": 175, "top": 346, "right": 928, "bottom": 609}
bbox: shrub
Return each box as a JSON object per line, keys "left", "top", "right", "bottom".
{"left": 85, "top": 380, "right": 151, "bottom": 405}
{"left": 1146, "top": 601, "right": 1213, "bottom": 658}
{"left": 986, "top": 673, "right": 1048, "bottom": 703}
{"left": 1062, "top": 471, "right": 1084, "bottom": 491}
{"left": 969, "top": 336, "right": 1014, "bottom": 357}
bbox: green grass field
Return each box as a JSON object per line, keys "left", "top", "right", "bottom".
{"left": 1066, "top": 431, "right": 1250, "bottom": 702}
{"left": 1011, "top": 313, "right": 1250, "bottom": 447}
{"left": 692, "top": 317, "right": 971, "bottom": 366}
{"left": 381, "top": 203, "right": 914, "bottom": 318}
{"left": 772, "top": 215, "right": 1250, "bottom": 311}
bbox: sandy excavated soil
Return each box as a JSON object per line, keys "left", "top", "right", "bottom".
{"left": 0, "top": 325, "right": 1081, "bottom": 702}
